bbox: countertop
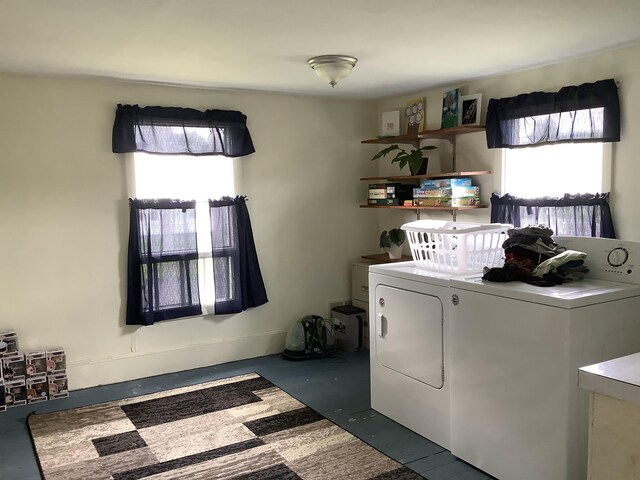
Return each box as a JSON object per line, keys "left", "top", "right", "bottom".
{"left": 579, "top": 351, "right": 640, "bottom": 405}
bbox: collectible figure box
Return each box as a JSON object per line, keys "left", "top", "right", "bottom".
{"left": 26, "top": 351, "right": 48, "bottom": 377}
{"left": 2, "top": 352, "right": 26, "bottom": 381}
{"left": 48, "top": 372, "right": 69, "bottom": 400}
{"left": 0, "top": 330, "right": 18, "bottom": 356}
{"left": 27, "top": 376, "right": 49, "bottom": 403}
{"left": 5, "top": 379, "right": 27, "bottom": 407}
{"left": 46, "top": 348, "right": 66, "bottom": 373}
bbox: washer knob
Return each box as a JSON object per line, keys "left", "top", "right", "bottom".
{"left": 608, "top": 247, "right": 629, "bottom": 267}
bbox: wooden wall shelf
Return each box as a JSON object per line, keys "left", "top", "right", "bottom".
{"left": 361, "top": 125, "right": 485, "bottom": 146}
{"left": 361, "top": 253, "right": 413, "bottom": 263}
{"left": 360, "top": 170, "right": 492, "bottom": 182}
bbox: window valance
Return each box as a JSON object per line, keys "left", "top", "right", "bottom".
{"left": 112, "top": 104, "right": 255, "bottom": 157}
{"left": 486, "top": 79, "right": 620, "bottom": 148}
{"left": 490, "top": 193, "right": 615, "bottom": 238}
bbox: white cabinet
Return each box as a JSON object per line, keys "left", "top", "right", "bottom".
{"left": 351, "top": 262, "right": 370, "bottom": 349}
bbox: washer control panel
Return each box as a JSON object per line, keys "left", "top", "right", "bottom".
{"left": 555, "top": 236, "right": 640, "bottom": 283}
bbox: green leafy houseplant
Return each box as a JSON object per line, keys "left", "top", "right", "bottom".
{"left": 380, "top": 228, "right": 406, "bottom": 249}
{"left": 371, "top": 144, "right": 437, "bottom": 175}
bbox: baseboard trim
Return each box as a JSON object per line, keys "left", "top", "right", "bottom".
{"left": 67, "top": 330, "right": 288, "bottom": 390}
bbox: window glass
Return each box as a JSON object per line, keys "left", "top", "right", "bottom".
{"left": 502, "top": 142, "right": 607, "bottom": 198}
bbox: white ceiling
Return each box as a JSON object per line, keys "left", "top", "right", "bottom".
{"left": 2, "top": 0, "right": 640, "bottom": 100}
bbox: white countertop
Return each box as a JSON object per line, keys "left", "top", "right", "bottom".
{"left": 579, "top": 352, "right": 640, "bottom": 405}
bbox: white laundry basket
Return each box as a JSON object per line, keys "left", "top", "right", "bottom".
{"left": 402, "top": 220, "right": 512, "bottom": 273}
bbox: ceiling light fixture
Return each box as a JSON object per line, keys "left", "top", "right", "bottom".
{"left": 307, "top": 55, "right": 358, "bottom": 88}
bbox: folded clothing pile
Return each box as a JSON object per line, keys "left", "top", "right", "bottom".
{"left": 482, "top": 225, "right": 589, "bottom": 286}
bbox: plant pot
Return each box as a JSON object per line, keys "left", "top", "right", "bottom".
{"left": 410, "top": 157, "right": 429, "bottom": 175}
{"left": 388, "top": 244, "right": 403, "bottom": 259}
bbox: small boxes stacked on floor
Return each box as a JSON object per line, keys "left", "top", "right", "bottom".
{"left": 46, "top": 348, "right": 69, "bottom": 400}
{"left": 413, "top": 177, "right": 480, "bottom": 207}
{"left": 1, "top": 330, "right": 22, "bottom": 411}
{"left": 368, "top": 183, "right": 414, "bottom": 207}
{"left": 0, "top": 329, "right": 68, "bottom": 412}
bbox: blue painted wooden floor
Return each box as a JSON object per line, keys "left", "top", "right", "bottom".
{"left": 0, "top": 350, "right": 493, "bottom": 479}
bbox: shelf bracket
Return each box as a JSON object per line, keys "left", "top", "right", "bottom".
{"left": 451, "top": 136, "right": 457, "bottom": 172}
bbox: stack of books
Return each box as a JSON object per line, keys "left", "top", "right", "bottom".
{"left": 368, "top": 183, "right": 413, "bottom": 206}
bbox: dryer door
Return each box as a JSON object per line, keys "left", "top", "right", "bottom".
{"left": 374, "top": 284, "right": 444, "bottom": 388}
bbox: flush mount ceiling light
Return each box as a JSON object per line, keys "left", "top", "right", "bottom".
{"left": 307, "top": 55, "right": 358, "bottom": 88}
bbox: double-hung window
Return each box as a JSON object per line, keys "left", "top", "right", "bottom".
{"left": 113, "top": 105, "right": 267, "bottom": 326}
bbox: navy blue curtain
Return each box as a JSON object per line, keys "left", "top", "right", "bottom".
{"left": 486, "top": 79, "right": 620, "bottom": 148}
{"left": 490, "top": 193, "right": 615, "bottom": 238}
{"left": 112, "top": 104, "right": 255, "bottom": 157}
{"left": 209, "top": 196, "right": 268, "bottom": 314}
{"left": 126, "top": 199, "right": 202, "bottom": 325}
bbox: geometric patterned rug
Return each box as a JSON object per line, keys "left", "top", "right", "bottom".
{"left": 27, "top": 373, "right": 423, "bottom": 479}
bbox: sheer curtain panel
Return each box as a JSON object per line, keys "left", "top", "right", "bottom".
{"left": 112, "top": 105, "right": 255, "bottom": 157}
{"left": 486, "top": 79, "right": 620, "bottom": 148}
{"left": 127, "top": 199, "right": 202, "bottom": 325}
{"left": 490, "top": 193, "right": 616, "bottom": 238}
{"left": 209, "top": 196, "right": 268, "bottom": 314}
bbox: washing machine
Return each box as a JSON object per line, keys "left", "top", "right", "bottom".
{"left": 369, "top": 262, "right": 464, "bottom": 450}
{"left": 448, "top": 236, "right": 640, "bottom": 480}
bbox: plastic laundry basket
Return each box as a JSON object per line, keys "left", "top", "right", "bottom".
{"left": 402, "top": 220, "right": 512, "bottom": 273}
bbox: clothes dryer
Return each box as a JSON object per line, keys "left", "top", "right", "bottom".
{"left": 369, "top": 262, "right": 465, "bottom": 450}
{"left": 449, "top": 236, "right": 640, "bottom": 480}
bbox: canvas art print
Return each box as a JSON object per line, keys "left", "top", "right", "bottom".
{"left": 405, "top": 98, "right": 425, "bottom": 134}
{"left": 441, "top": 89, "right": 459, "bottom": 129}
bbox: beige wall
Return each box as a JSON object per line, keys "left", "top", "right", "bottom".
{"left": 0, "top": 74, "right": 378, "bottom": 388}
{"left": 372, "top": 43, "right": 640, "bottom": 241}
{"left": 2, "top": 42, "right": 639, "bottom": 390}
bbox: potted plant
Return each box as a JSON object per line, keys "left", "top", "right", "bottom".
{"left": 380, "top": 228, "right": 406, "bottom": 259}
{"left": 371, "top": 144, "right": 437, "bottom": 175}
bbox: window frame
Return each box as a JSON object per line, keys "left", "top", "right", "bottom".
{"left": 125, "top": 153, "right": 243, "bottom": 316}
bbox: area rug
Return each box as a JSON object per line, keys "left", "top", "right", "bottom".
{"left": 28, "top": 372, "right": 422, "bottom": 479}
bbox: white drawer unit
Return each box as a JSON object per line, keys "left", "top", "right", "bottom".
{"left": 352, "top": 262, "right": 370, "bottom": 303}
{"left": 352, "top": 263, "right": 371, "bottom": 348}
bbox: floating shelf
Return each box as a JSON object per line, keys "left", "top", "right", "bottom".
{"left": 360, "top": 253, "right": 413, "bottom": 263}
{"left": 361, "top": 125, "right": 485, "bottom": 146}
{"left": 359, "top": 205, "right": 488, "bottom": 211}
{"left": 360, "top": 170, "right": 492, "bottom": 182}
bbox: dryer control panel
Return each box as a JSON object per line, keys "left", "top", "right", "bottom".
{"left": 555, "top": 236, "right": 640, "bottom": 284}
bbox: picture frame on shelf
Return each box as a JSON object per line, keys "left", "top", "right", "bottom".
{"left": 405, "top": 98, "right": 425, "bottom": 134}
{"left": 380, "top": 110, "right": 400, "bottom": 136}
{"left": 459, "top": 93, "right": 482, "bottom": 126}
{"left": 441, "top": 88, "right": 459, "bottom": 129}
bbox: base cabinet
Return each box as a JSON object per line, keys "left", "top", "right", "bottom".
{"left": 587, "top": 392, "right": 640, "bottom": 479}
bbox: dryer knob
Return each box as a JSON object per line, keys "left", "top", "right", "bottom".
{"left": 451, "top": 294, "right": 460, "bottom": 306}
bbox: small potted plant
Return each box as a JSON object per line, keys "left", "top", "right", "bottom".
{"left": 380, "top": 228, "right": 406, "bottom": 259}
{"left": 371, "top": 144, "right": 437, "bottom": 175}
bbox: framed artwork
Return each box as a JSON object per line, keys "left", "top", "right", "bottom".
{"left": 405, "top": 98, "right": 425, "bottom": 134}
{"left": 459, "top": 93, "right": 482, "bottom": 126}
{"left": 441, "top": 88, "right": 459, "bottom": 129}
{"left": 380, "top": 110, "right": 400, "bottom": 136}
